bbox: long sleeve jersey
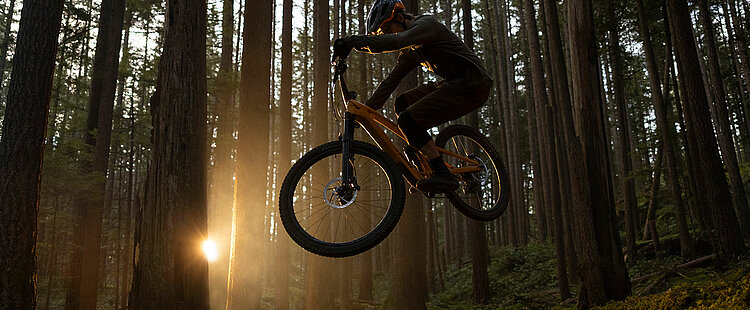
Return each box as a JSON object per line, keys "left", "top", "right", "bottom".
{"left": 347, "top": 14, "right": 493, "bottom": 109}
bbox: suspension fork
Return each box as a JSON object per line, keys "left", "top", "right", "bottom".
{"left": 341, "top": 112, "right": 358, "bottom": 189}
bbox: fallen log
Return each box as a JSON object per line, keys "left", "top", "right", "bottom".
{"left": 353, "top": 299, "right": 382, "bottom": 306}
{"left": 631, "top": 254, "right": 716, "bottom": 285}
{"left": 639, "top": 273, "right": 667, "bottom": 296}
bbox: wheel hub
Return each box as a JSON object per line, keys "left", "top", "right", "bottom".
{"left": 324, "top": 177, "right": 359, "bottom": 209}
{"left": 462, "top": 155, "right": 488, "bottom": 194}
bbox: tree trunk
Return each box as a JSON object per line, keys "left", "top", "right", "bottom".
{"left": 521, "top": 0, "right": 570, "bottom": 299}
{"left": 274, "top": 0, "right": 292, "bottom": 308}
{"left": 66, "top": 1, "right": 127, "bottom": 308}
{"left": 426, "top": 203, "right": 443, "bottom": 290}
{"left": 697, "top": 0, "right": 750, "bottom": 238}
{"left": 518, "top": 3, "right": 546, "bottom": 243}
{"left": 0, "top": 0, "right": 63, "bottom": 307}
{"left": 669, "top": 44, "right": 704, "bottom": 232}
{"left": 113, "top": 13, "right": 132, "bottom": 308}
{"left": 606, "top": 0, "right": 638, "bottom": 262}
{"left": 121, "top": 98, "right": 137, "bottom": 309}
{"left": 634, "top": 0, "right": 693, "bottom": 257}
{"left": 305, "top": 0, "right": 331, "bottom": 308}
{"left": 491, "top": 0, "right": 520, "bottom": 244}
{"left": 568, "top": 0, "right": 631, "bottom": 306}
{"left": 225, "top": 0, "right": 272, "bottom": 308}
{"left": 728, "top": 0, "right": 750, "bottom": 109}
{"left": 127, "top": 0, "right": 209, "bottom": 308}
{"left": 720, "top": 1, "right": 750, "bottom": 162}
{"left": 391, "top": 193, "right": 428, "bottom": 310}
{"left": 643, "top": 144, "right": 663, "bottom": 258}
{"left": 666, "top": 0, "right": 745, "bottom": 261}
{"left": 540, "top": 2, "right": 580, "bottom": 272}
{"left": 460, "top": 0, "right": 491, "bottom": 302}
{"left": 537, "top": 0, "right": 556, "bottom": 246}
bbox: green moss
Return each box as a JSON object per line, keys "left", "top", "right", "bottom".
{"left": 598, "top": 272, "right": 750, "bottom": 309}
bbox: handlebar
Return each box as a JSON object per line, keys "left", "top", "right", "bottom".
{"left": 332, "top": 56, "right": 357, "bottom": 102}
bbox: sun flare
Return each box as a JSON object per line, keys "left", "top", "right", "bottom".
{"left": 202, "top": 239, "right": 218, "bottom": 262}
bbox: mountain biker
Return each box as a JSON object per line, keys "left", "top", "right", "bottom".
{"left": 333, "top": 0, "right": 493, "bottom": 193}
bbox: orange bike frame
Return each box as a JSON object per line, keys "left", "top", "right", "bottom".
{"left": 342, "top": 99, "right": 480, "bottom": 188}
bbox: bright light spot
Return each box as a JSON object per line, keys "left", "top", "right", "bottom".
{"left": 202, "top": 239, "right": 218, "bottom": 262}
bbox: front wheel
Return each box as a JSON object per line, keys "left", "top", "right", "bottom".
{"left": 279, "top": 141, "right": 405, "bottom": 257}
{"left": 435, "top": 125, "right": 510, "bottom": 221}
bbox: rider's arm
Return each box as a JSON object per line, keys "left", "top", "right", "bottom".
{"left": 364, "top": 50, "right": 419, "bottom": 110}
{"left": 349, "top": 16, "right": 438, "bottom": 54}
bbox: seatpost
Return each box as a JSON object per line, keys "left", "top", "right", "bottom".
{"left": 341, "top": 112, "right": 355, "bottom": 186}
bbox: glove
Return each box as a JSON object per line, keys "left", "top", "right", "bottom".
{"left": 333, "top": 37, "right": 353, "bottom": 61}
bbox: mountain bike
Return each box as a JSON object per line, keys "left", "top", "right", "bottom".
{"left": 278, "top": 55, "right": 510, "bottom": 258}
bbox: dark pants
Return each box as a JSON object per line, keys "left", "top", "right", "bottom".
{"left": 395, "top": 69, "right": 491, "bottom": 148}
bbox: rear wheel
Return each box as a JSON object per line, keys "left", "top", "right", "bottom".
{"left": 435, "top": 125, "right": 510, "bottom": 221}
{"left": 279, "top": 141, "right": 405, "bottom": 257}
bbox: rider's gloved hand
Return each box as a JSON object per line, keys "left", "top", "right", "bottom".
{"left": 333, "top": 37, "right": 353, "bottom": 61}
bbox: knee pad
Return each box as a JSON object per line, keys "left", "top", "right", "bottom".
{"left": 394, "top": 95, "right": 409, "bottom": 116}
{"left": 397, "top": 111, "right": 432, "bottom": 149}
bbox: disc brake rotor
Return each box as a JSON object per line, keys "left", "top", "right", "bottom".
{"left": 324, "top": 177, "right": 359, "bottom": 209}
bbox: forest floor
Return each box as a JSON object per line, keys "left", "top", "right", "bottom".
{"left": 409, "top": 239, "right": 750, "bottom": 309}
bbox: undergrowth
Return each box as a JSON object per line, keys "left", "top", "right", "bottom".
{"left": 426, "top": 241, "right": 750, "bottom": 309}
{"left": 428, "top": 241, "right": 569, "bottom": 309}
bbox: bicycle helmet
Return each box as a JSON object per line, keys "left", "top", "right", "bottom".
{"left": 366, "top": 0, "right": 406, "bottom": 34}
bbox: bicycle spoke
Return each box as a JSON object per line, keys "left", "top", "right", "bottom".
{"left": 352, "top": 200, "right": 389, "bottom": 211}
{"left": 333, "top": 210, "right": 342, "bottom": 242}
{"left": 345, "top": 208, "right": 368, "bottom": 237}
{"left": 353, "top": 203, "right": 388, "bottom": 219}
{"left": 353, "top": 204, "right": 376, "bottom": 227}
{"left": 306, "top": 207, "right": 335, "bottom": 234}
{"left": 296, "top": 200, "right": 330, "bottom": 217}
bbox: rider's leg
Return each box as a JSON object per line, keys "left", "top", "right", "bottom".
{"left": 419, "top": 140, "right": 440, "bottom": 159}
{"left": 394, "top": 82, "right": 437, "bottom": 116}
{"left": 397, "top": 110, "right": 458, "bottom": 192}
